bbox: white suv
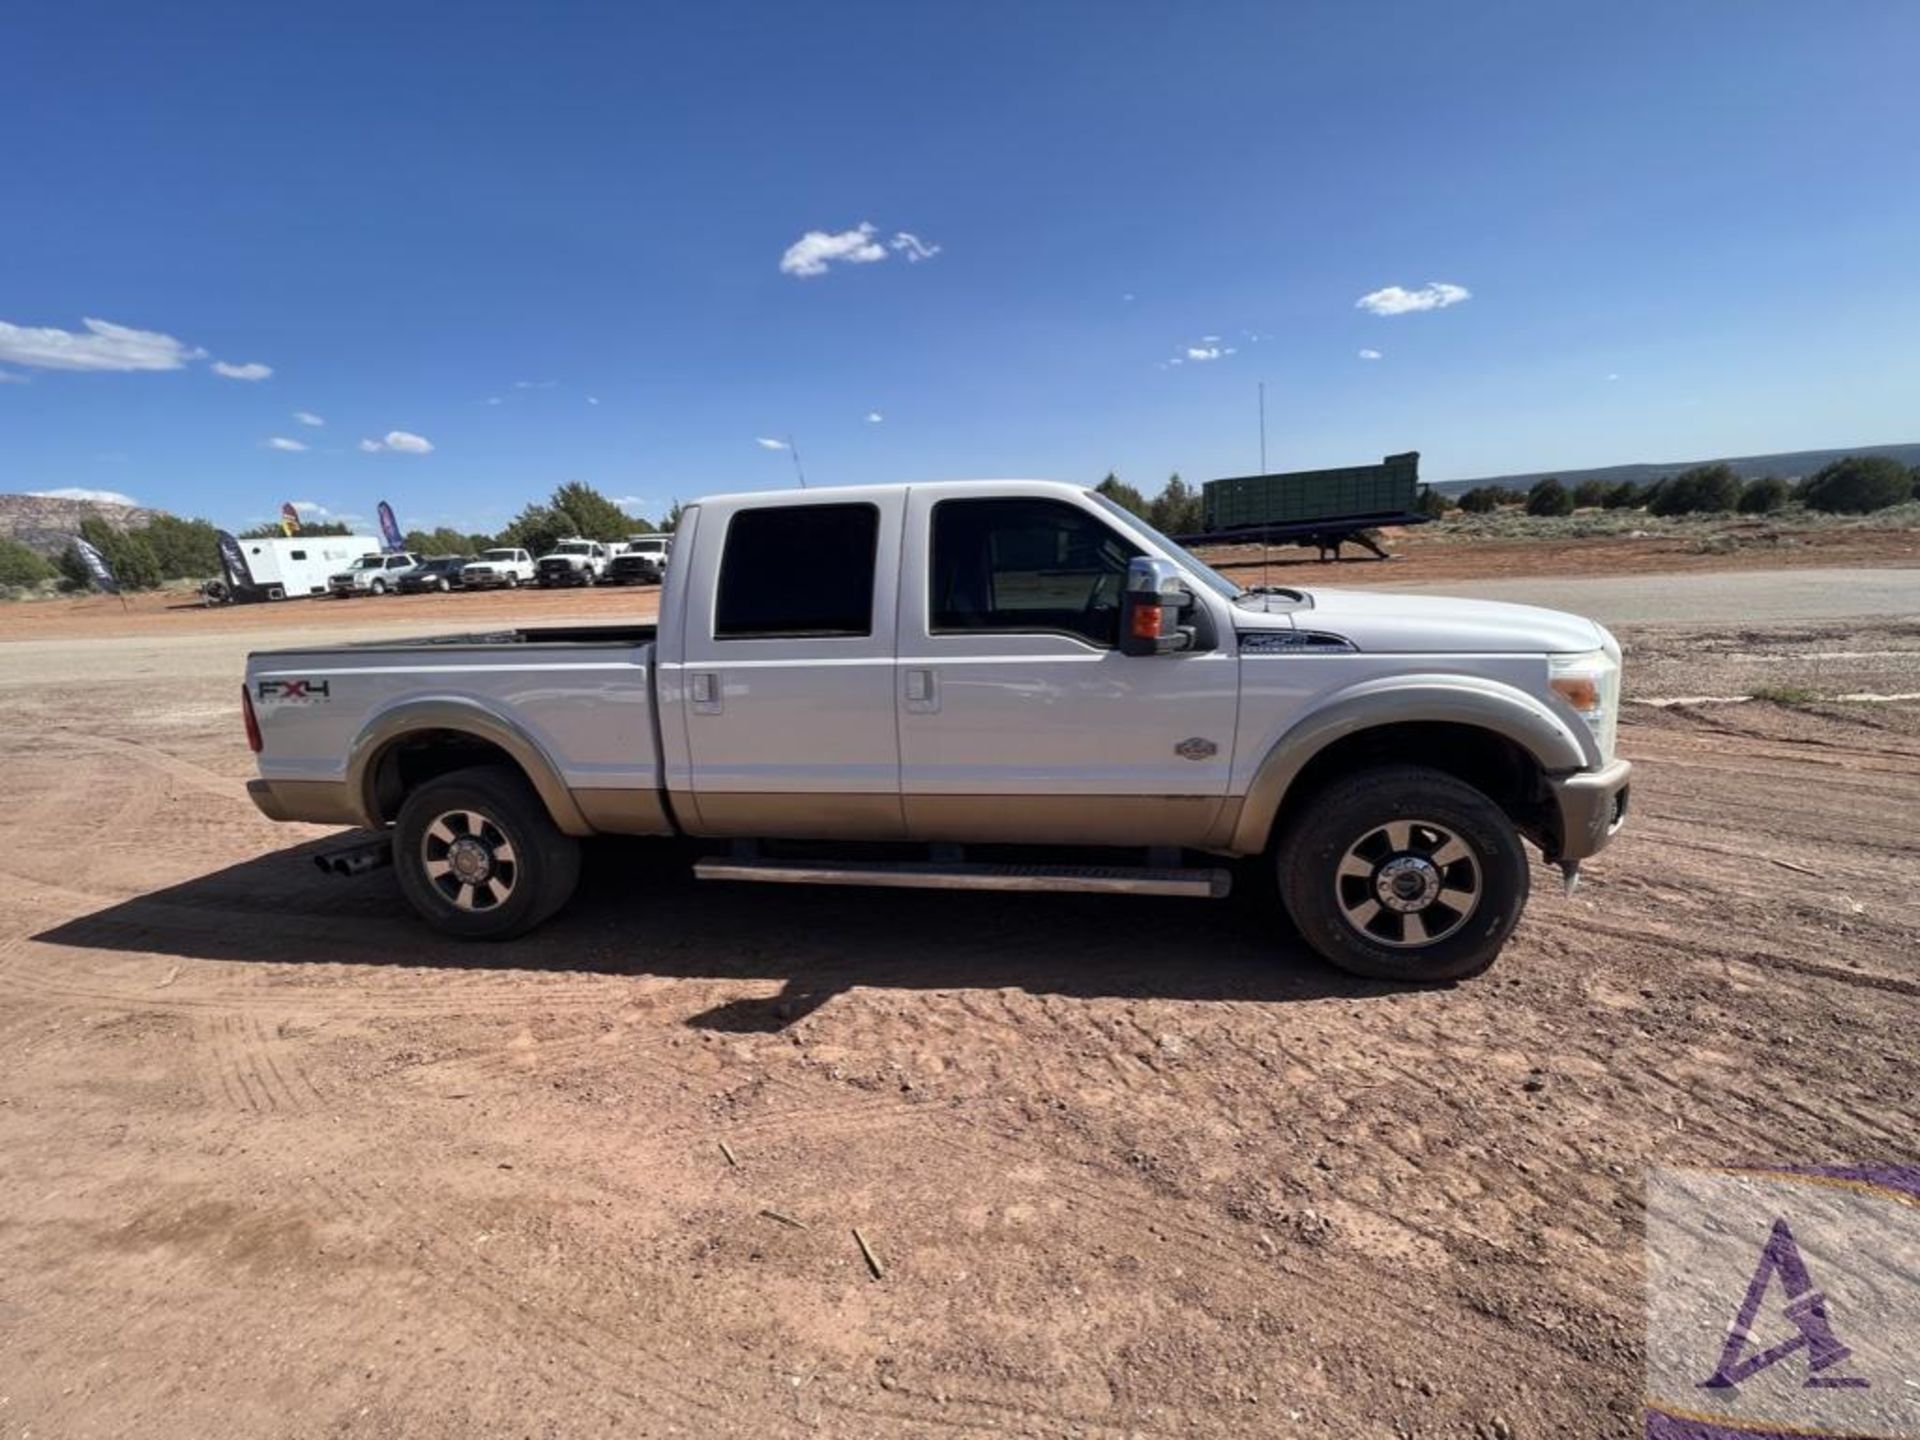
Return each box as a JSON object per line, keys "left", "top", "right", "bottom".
{"left": 327, "top": 552, "right": 418, "bottom": 597}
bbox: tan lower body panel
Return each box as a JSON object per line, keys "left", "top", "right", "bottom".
{"left": 572, "top": 787, "right": 677, "bottom": 836}
{"left": 680, "top": 791, "right": 908, "bottom": 841}
{"left": 247, "top": 778, "right": 365, "bottom": 827}
{"left": 904, "top": 794, "right": 1228, "bottom": 848}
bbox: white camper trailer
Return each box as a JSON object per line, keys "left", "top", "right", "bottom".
{"left": 236, "top": 535, "right": 384, "bottom": 600}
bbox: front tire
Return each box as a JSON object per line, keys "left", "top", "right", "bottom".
{"left": 393, "top": 765, "right": 581, "bottom": 940}
{"left": 1275, "top": 764, "right": 1528, "bottom": 982}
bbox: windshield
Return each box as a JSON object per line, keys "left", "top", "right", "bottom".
{"left": 555, "top": 543, "right": 592, "bottom": 555}
{"left": 480, "top": 550, "right": 516, "bottom": 561}
{"left": 1084, "top": 491, "right": 1243, "bottom": 600}
{"left": 347, "top": 555, "right": 383, "bottom": 570}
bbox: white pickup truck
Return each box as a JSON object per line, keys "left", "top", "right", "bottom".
{"left": 244, "top": 480, "right": 1630, "bottom": 980}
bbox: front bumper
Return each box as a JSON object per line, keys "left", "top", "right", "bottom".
{"left": 537, "top": 568, "right": 593, "bottom": 586}
{"left": 1546, "top": 757, "right": 1631, "bottom": 861}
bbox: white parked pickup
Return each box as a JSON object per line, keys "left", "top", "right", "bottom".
{"left": 244, "top": 480, "right": 1630, "bottom": 980}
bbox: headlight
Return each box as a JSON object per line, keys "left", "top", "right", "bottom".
{"left": 1549, "top": 647, "right": 1620, "bottom": 761}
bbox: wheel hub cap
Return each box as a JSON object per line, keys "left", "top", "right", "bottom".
{"left": 1334, "top": 819, "right": 1482, "bottom": 949}
{"left": 1375, "top": 855, "right": 1442, "bottom": 912}
{"left": 447, "top": 836, "right": 493, "bottom": 885}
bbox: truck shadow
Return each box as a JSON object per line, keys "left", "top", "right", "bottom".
{"left": 33, "top": 833, "right": 1424, "bottom": 1027}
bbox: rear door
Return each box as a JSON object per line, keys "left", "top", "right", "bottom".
{"left": 668, "top": 493, "right": 906, "bottom": 839}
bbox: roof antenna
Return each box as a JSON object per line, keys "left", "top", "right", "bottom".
{"left": 788, "top": 435, "right": 808, "bottom": 489}
{"left": 1258, "top": 380, "right": 1271, "bottom": 590}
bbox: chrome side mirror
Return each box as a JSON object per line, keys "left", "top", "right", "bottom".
{"left": 1119, "top": 557, "right": 1197, "bottom": 656}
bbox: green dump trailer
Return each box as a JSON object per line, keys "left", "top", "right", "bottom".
{"left": 1202, "top": 451, "right": 1422, "bottom": 532}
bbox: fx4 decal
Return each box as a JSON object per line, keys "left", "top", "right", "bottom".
{"left": 257, "top": 678, "right": 331, "bottom": 703}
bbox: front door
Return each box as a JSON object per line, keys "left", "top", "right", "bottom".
{"left": 676, "top": 495, "right": 906, "bottom": 839}
{"left": 895, "top": 489, "right": 1240, "bottom": 847}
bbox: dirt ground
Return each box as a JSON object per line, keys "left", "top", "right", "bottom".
{"left": 1, "top": 564, "right": 1917, "bottom": 1437}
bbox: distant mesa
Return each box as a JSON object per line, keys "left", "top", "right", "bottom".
{"left": 0, "top": 493, "right": 170, "bottom": 558}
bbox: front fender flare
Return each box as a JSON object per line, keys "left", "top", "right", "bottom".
{"left": 345, "top": 696, "right": 594, "bottom": 836}
{"left": 1219, "top": 673, "right": 1595, "bottom": 855}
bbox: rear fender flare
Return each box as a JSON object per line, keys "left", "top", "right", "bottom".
{"left": 1221, "top": 674, "right": 1594, "bottom": 854}
{"left": 346, "top": 697, "right": 593, "bottom": 836}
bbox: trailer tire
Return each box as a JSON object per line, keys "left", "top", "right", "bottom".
{"left": 1275, "top": 763, "right": 1527, "bottom": 982}
{"left": 393, "top": 765, "right": 581, "bottom": 940}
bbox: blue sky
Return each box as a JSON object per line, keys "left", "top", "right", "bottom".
{"left": 4, "top": 0, "right": 1917, "bottom": 532}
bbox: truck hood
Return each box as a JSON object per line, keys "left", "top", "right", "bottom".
{"left": 1241, "top": 586, "right": 1604, "bottom": 654}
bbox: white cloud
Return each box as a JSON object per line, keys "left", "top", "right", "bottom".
{"left": 484, "top": 396, "right": 503, "bottom": 406}
{"left": 755, "top": 437, "right": 790, "bottom": 450}
{"left": 1184, "top": 345, "right": 1236, "bottom": 361}
{"left": 0, "top": 369, "right": 28, "bottom": 384}
{"left": 1202, "top": 335, "right": 1221, "bottom": 343}
{"left": 514, "top": 379, "right": 558, "bottom": 390}
{"left": 211, "top": 359, "right": 273, "bottom": 380}
{"left": 779, "top": 222, "right": 889, "bottom": 278}
{"left": 866, "top": 411, "right": 884, "bottom": 424}
{"left": 611, "top": 495, "right": 648, "bottom": 508}
{"left": 1607, "top": 372, "right": 1621, "bottom": 381}
{"left": 291, "top": 500, "right": 330, "bottom": 517}
{"left": 1358, "top": 348, "right": 1383, "bottom": 361}
{"left": 265, "top": 436, "right": 308, "bottom": 451}
{"left": 587, "top": 396, "right": 600, "bottom": 406}
{"left": 0, "top": 317, "right": 204, "bottom": 372}
{"left": 888, "top": 231, "right": 941, "bottom": 263}
{"left": 360, "top": 430, "right": 434, "bottom": 454}
{"left": 293, "top": 410, "right": 324, "bottom": 427}
{"left": 28, "top": 486, "right": 141, "bottom": 505}
{"left": 1355, "top": 282, "right": 1471, "bottom": 316}
{"left": 1122, "top": 293, "right": 1136, "bottom": 302}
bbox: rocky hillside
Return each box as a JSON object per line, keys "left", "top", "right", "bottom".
{"left": 0, "top": 494, "right": 169, "bottom": 557}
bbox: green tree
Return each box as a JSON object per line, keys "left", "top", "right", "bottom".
{"left": 659, "top": 501, "right": 684, "bottom": 534}
{"left": 1648, "top": 463, "right": 1740, "bottom": 516}
{"left": 1602, "top": 481, "right": 1642, "bottom": 509}
{"left": 0, "top": 538, "right": 55, "bottom": 588}
{"left": 499, "top": 504, "right": 578, "bottom": 557}
{"left": 1456, "top": 487, "right": 1500, "bottom": 514}
{"left": 1147, "top": 473, "right": 1203, "bottom": 535}
{"left": 1526, "top": 478, "right": 1573, "bottom": 517}
{"left": 1572, "top": 478, "right": 1609, "bottom": 509}
{"left": 1095, "top": 473, "right": 1148, "bottom": 517}
{"left": 1737, "top": 477, "right": 1790, "bottom": 514}
{"left": 1413, "top": 485, "right": 1451, "bottom": 519}
{"left": 1798, "top": 455, "right": 1913, "bottom": 514}
{"left": 74, "top": 515, "right": 163, "bottom": 590}
{"left": 142, "top": 515, "right": 223, "bottom": 580}
{"left": 549, "top": 482, "right": 637, "bottom": 542}
{"left": 405, "top": 526, "right": 492, "bottom": 557}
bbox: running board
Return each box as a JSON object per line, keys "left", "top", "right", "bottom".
{"left": 694, "top": 857, "right": 1231, "bottom": 899}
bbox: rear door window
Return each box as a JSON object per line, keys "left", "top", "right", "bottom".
{"left": 715, "top": 503, "right": 879, "bottom": 639}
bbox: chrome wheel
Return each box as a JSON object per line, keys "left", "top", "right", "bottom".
{"left": 420, "top": 809, "right": 519, "bottom": 911}
{"left": 1334, "top": 819, "right": 1480, "bottom": 949}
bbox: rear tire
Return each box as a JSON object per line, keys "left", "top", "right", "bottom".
{"left": 1275, "top": 764, "right": 1528, "bottom": 982}
{"left": 393, "top": 765, "right": 581, "bottom": 940}
{"left": 370, "top": 579, "right": 387, "bottom": 595}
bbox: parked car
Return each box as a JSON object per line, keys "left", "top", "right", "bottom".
{"left": 245, "top": 478, "right": 1630, "bottom": 982}
{"left": 396, "top": 556, "right": 473, "bottom": 594}
{"left": 460, "top": 548, "right": 535, "bottom": 589}
{"left": 327, "top": 551, "right": 419, "bottom": 597}
{"left": 604, "top": 548, "right": 663, "bottom": 586}
{"left": 534, "top": 539, "right": 611, "bottom": 587}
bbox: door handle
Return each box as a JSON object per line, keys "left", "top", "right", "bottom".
{"left": 903, "top": 667, "right": 939, "bottom": 714}
{"left": 690, "top": 671, "right": 722, "bottom": 715}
